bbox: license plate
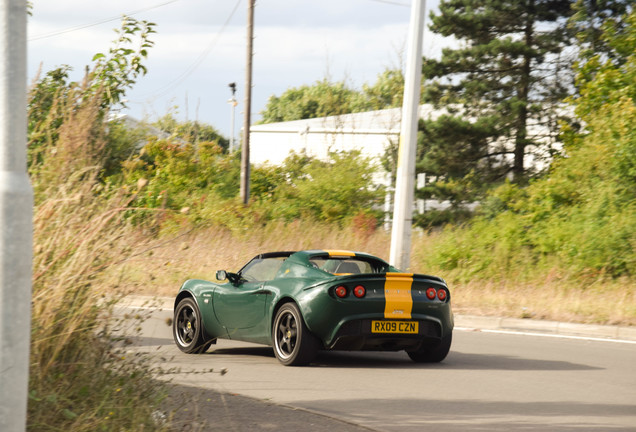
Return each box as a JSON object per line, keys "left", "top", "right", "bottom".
{"left": 371, "top": 320, "right": 418, "bottom": 334}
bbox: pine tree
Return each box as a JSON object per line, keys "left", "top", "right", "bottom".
{"left": 418, "top": 0, "right": 575, "bottom": 211}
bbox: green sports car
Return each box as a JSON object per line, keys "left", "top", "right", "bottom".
{"left": 173, "top": 249, "right": 453, "bottom": 366}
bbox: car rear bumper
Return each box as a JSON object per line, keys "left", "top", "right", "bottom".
{"left": 326, "top": 318, "right": 442, "bottom": 351}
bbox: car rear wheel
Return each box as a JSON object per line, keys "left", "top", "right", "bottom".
{"left": 173, "top": 297, "right": 211, "bottom": 354}
{"left": 407, "top": 332, "right": 452, "bottom": 363}
{"left": 272, "top": 303, "right": 318, "bottom": 366}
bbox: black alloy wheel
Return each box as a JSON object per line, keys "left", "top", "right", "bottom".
{"left": 272, "top": 303, "right": 318, "bottom": 366}
{"left": 173, "top": 297, "right": 211, "bottom": 354}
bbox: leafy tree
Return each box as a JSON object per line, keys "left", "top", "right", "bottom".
{"left": 569, "top": 4, "right": 635, "bottom": 117}
{"left": 569, "top": 0, "right": 632, "bottom": 63}
{"left": 259, "top": 79, "right": 361, "bottom": 123}
{"left": 153, "top": 113, "right": 229, "bottom": 150}
{"left": 248, "top": 151, "right": 383, "bottom": 224}
{"left": 27, "top": 66, "right": 72, "bottom": 167}
{"left": 291, "top": 151, "right": 383, "bottom": 223}
{"left": 418, "top": 0, "right": 575, "bottom": 210}
{"left": 565, "top": 8, "right": 635, "bottom": 183}
{"left": 102, "top": 119, "right": 149, "bottom": 178}
{"left": 28, "top": 16, "right": 156, "bottom": 191}
{"left": 259, "top": 70, "right": 412, "bottom": 124}
{"left": 91, "top": 16, "right": 156, "bottom": 109}
{"left": 120, "top": 137, "right": 239, "bottom": 213}
{"left": 354, "top": 68, "right": 406, "bottom": 111}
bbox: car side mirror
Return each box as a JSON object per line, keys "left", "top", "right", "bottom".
{"left": 217, "top": 270, "right": 241, "bottom": 285}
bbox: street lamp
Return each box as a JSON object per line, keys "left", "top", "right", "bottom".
{"left": 228, "top": 82, "right": 237, "bottom": 152}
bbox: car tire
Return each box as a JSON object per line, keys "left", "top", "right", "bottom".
{"left": 173, "top": 297, "right": 210, "bottom": 354}
{"left": 407, "top": 332, "right": 452, "bottom": 363}
{"left": 272, "top": 303, "right": 318, "bottom": 366}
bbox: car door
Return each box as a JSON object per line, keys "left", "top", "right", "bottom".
{"left": 212, "top": 280, "right": 269, "bottom": 334}
{"left": 212, "top": 256, "right": 283, "bottom": 338}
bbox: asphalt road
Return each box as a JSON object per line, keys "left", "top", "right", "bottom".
{"left": 120, "top": 303, "right": 636, "bottom": 431}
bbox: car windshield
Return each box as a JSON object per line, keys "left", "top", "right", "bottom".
{"left": 239, "top": 256, "right": 287, "bottom": 282}
{"left": 309, "top": 258, "right": 383, "bottom": 275}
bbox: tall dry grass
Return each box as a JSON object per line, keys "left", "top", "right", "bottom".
{"left": 29, "top": 172, "right": 172, "bottom": 431}
{"left": 27, "top": 84, "right": 171, "bottom": 430}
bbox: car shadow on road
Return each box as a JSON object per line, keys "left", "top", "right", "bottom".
{"left": 197, "top": 346, "right": 601, "bottom": 372}
{"left": 428, "top": 350, "right": 601, "bottom": 371}
{"left": 309, "top": 350, "right": 601, "bottom": 371}
{"left": 210, "top": 346, "right": 276, "bottom": 358}
{"left": 130, "top": 338, "right": 600, "bottom": 372}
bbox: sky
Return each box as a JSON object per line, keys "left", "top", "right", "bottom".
{"left": 28, "top": 0, "right": 451, "bottom": 137}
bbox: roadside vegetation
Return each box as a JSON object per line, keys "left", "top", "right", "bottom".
{"left": 27, "top": 18, "right": 173, "bottom": 431}
{"left": 26, "top": 3, "right": 634, "bottom": 431}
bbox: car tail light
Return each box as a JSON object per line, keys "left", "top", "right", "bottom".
{"left": 437, "top": 289, "right": 447, "bottom": 301}
{"left": 426, "top": 287, "right": 437, "bottom": 300}
{"left": 335, "top": 285, "right": 348, "bottom": 298}
{"left": 353, "top": 285, "right": 366, "bottom": 298}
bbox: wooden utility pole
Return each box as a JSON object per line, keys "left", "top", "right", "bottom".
{"left": 240, "top": 0, "right": 254, "bottom": 204}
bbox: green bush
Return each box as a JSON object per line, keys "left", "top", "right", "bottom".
{"left": 116, "top": 143, "right": 384, "bottom": 232}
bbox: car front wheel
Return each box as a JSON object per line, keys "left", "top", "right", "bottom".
{"left": 272, "top": 303, "right": 318, "bottom": 366}
{"left": 173, "top": 297, "right": 212, "bottom": 354}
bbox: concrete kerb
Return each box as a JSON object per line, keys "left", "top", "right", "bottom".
{"left": 455, "top": 315, "right": 636, "bottom": 342}
{"left": 121, "top": 295, "right": 636, "bottom": 343}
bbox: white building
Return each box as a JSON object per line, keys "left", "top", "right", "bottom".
{"left": 249, "top": 105, "right": 448, "bottom": 169}
{"left": 249, "top": 103, "right": 561, "bottom": 174}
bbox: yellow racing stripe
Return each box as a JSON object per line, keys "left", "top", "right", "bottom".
{"left": 384, "top": 273, "right": 414, "bottom": 319}
{"left": 324, "top": 250, "right": 356, "bottom": 257}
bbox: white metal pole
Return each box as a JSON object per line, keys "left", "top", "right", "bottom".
{"left": 230, "top": 101, "right": 236, "bottom": 151}
{"left": 229, "top": 97, "right": 237, "bottom": 152}
{"left": 228, "top": 82, "right": 237, "bottom": 152}
{"left": 0, "top": 0, "right": 33, "bottom": 431}
{"left": 389, "top": 0, "right": 425, "bottom": 270}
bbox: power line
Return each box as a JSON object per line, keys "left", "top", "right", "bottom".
{"left": 29, "top": 0, "right": 179, "bottom": 41}
{"left": 135, "top": 0, "right": 242, "bottom": 100}
{"left": 368, "top": 0, "right": 410, "bottom": 7}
